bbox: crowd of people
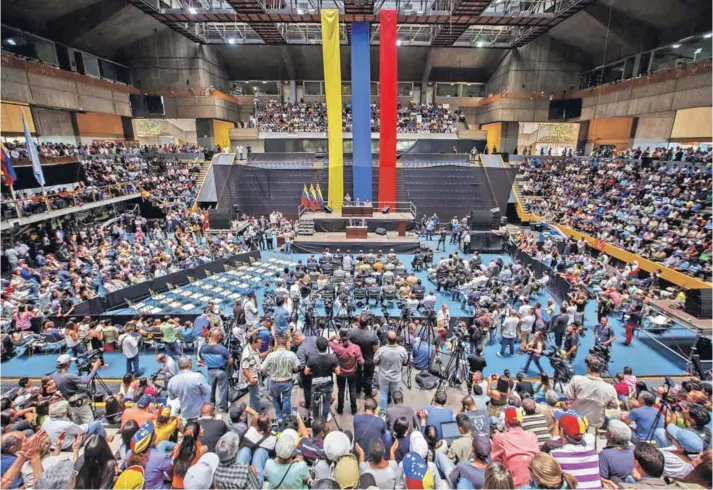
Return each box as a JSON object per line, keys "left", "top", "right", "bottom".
{"left": 520, "top": 156, "right": 712, "bottom": 281}
{"left": 590, "top": 146, "right": 712, "bottom": 163}
{"left": 254, "top": 100, "right": 462, "bottom": 134}
{"left": 1, "top": 235, "right": 712, "bottom": 489}
{"left": 2, "top": 141, "right": 205, "bottom": 161}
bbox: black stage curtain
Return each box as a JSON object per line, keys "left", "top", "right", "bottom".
{"left": 314, "top": 219, "right": 416, "bottom": 233}
{"left": 73, "top": 250, "right": 261, "bottom": 315}
{"left": 291, "top": 240, "right": 420, "bottom": 254}
{"left": 509, "top": 247, "right": 572, "bottom": 304}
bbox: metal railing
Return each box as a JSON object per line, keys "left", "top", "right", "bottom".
{"left": 2, "top": 182, "right": 142, "bottom": 222}
{"left": 298, "top": 200, "right": 417, "bottom": 219}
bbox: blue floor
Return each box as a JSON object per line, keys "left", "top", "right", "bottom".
{"left": 1, "top": 240, "right": 690, "bottom": 380}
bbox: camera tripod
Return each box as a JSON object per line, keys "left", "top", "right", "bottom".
{"left": 430, "top": 335, "right": 470, "bottom": 401}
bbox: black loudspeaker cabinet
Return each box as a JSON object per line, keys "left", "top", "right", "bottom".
{"left": 323, "top": 205, "right": 333, "bottom": 214}
{"left": 208, "top": 209, "right": 232, "bottom": 229}
{"left": 685, "top": 288, "right": 712, "bottom": 319}
{"left": 375, "top": 228, "right": 387, "bottom": 236}
{"left": 470, "top": 210, "right": 494, "bottom": 231}
{"left": 429, "top": 351, "right": 456, "bottom": 378}
{"left": 382, "top": 205, "right": 390, "bottom": 214}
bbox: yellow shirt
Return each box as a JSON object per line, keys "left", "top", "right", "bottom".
{"left": 154, "top": 418, "right": 178, "bottom": 445}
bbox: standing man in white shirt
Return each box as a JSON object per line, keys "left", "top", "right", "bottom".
{"left": 497, "top": 308, "right": 519, "bottom": 358}
{"left": 118, "top": 323, "right": 142, "bottom": 375}
{"left": 244, "top": 290, "right": 260, "bottom": 328}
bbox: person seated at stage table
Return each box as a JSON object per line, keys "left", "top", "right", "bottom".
{"left": 344, "top": 193, "right": 351, "bottom": 204}
{"left": 364, "top": 199, "right": 372, "bottom": 207}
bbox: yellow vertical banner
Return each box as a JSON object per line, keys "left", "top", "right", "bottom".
{"left": 321, "top": 9, "right": 343, "bottom": 212}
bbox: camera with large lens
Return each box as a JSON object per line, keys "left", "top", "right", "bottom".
{"left": 543, "top": 347, "right": 574, "bottom": 382}
{"left": 75, "top": 350, "right": 102, "bottom": 374}
{"left": 589, "top": 343, "right": 611, "bottom": 363}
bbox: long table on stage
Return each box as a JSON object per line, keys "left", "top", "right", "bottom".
{"left": 346, "top": 226, "right": 368, "bottom": 239}
{"left": 342, "top": 206, "right": 373, "bottom": 217}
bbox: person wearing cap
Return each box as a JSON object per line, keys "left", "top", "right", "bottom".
{"left": 490, "top": 406, "right": 540, "bottom": 488}
{"left": 441, "top": 433, "right": 490, "bottom": 489}
{"left": 599, "top": 419, "right": 635, "bottom": 482}
{"left": 264, "top": 433, "right": 310, "bottom": 489}
{"left": 198, "top": 327, "right": 231, "bottom": 413}
{"left": 551, "top": 410, "right": 600, "bottom": 488}
{"left": 128, "top": 420, "right": 175, "bottom": 489}
{"left": 657, "top": 423, "right": 703, "bottom": 480}
{"left": 167, "top": 355, "right": 211, "bottom": 422}
{"left": 51, "top": 353, "right": 101, "bottom": 424}
{"left": 41, "top": 400, "right": 110, "bottom": 451}
{"left": 182, "top": 453, "right": 219, "bottom": 490}
{"left": 156, "top": 352, "right": 178, "bottom": 384}
{"left": 121, "top": 394, "right": 157, "bottom": 428}
{"left": 214, "top": 432, "right": 260, "bottom": 489}
{"left": 658, "top": 401, "right": 710, "bottom": 451}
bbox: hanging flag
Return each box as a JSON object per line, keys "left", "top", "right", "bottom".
{"left": 0, "top": 144, "right": 17, "bottom": 187}
{"left": 22, "top": 113, "right": 45, "bottom": 187}
{"left": 309, "top": 184, "right": 319, "bottom": 210}
{"left": 315, "top": 184, "right": 324, "bottom": 206}
{"left": 301, "top": 184, "right": 310, "bottom": 209}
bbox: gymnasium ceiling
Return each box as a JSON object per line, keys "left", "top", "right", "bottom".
{"left": 2, "top": 0, "right": 711, "bottom": 78}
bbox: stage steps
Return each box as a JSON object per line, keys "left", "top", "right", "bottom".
{"left": 297, "top": 217, "right": 315, "bottom": 235}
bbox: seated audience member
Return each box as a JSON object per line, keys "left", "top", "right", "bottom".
{"left": 491, "top": 407, "right": 540, "bottom": 487}
{"left": 197, "top": 402, "right": 228, "bottom": 453}
{"left": 460, "top": 395, "right": 491, "bottom": 437}
{"left": 621, "top": 390, "right": 664, "bottom": 443}
{"left": 73, "top": 434, "right": 117, "bottom": 489}
{"left": 483, "top": 462, "right": 515, "bottom": 489}
{"left": 629, "top": 442, "right": 667, "bottom": 487}
{"left": 599, "top": 419, "right": 635, "bottom": 483}
{"left": 120, "top": 394, "right": 157, "bottom": 428}
{"left": 420, "top": 390, "right": 455, "bottom": 439}
{"left": 521, "top": 398, "right": 551, "bottom": 445}
{"left": 264, "top": 432, "right": 310, "bottom": 489}
{"left": 386, "top": 391, "right": 419, "bottom": 433}
{"left": 441, "top": 433, "right": 491, "bottom": 489}
{"left": 551, "top": 410, "right": 600, "bottom": 488}
{"left": 213, "top": 432, "right": 260, "bottom": 489}
{"left": 527, "top": 452, "right": 578, "bottom": 489}
{"left": 355, "top": 438, "right": 402, "bottom": 489}
{"left": 171, "top": 421, "right": 206, "bottom": 489}
{"left": 353, "top": 397, "right": 385, "bottom": 452}
{"left": 42, "top": 400, "right": 111, "bottom": 450}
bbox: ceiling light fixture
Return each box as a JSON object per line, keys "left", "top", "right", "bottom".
{"left": 396, "top": 39, "right": 402, "bottom": 46}
{"left": 671, "top": 43, "right": 681, "bottom": 48}
{"left": 704, "top": 33, "right": 713, "bottom": 39}
{"left": 6, "top": 38, "right": 16, "bottom": 46}
{"left": 476, "top": 41, "right": 485, "bottom": 47}
{"left": 188, "top": 7, "right": 197, "bottom": 14}
{"left": 228, "top": 38, "right": 236, "bottom": 44}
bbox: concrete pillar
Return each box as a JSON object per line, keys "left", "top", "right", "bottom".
{"left": 289, "top": 80, "right": 297, "bottom": 103}
{"left": 501, "top": 122, "right": 519, "bottom": 155}
{"left": 196, "top": 118, "right": 215, "bottom": 149}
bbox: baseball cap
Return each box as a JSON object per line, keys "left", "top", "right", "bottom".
{"left": 473, "top": 433, "right": 491, "bottom": 458}
{"left": 114, "top": 465, "right": 146, "bottom": 489}
{"left": 158, "top": 406, "right": 171, "bottom": 418}
{"left": 183, "top": 453, "right": 220, "bottom": 489}
{"left": 56, "top": 354, "right": 72, "bottom": 366}
{"left": 136, "top": 395, "right": 152, "bottom": 409}
{"left": 131, "top": 421, "right": 155, "bottom": 454}
{"left": 667, "top": 424, "right": 703, "bottom": 454}
{"left": 503, "top": 406, "right": 523, "bottom": 426}
{"left": 333, "top": 454, "right": 359, "bottom": 489}
{"left": 246, "top": 289, "right": 255, "bottom": 296}
{"left": 555, "top": 410, "right": 589, "bottom": 441}
{"left": 275, "top": 433, "right": 297, "bottom": 459}
{"left": 324, "top": 431, "right": 351, "bottom": 461}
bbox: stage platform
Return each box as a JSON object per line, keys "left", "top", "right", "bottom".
{"left": 291, "top": 231, "right": 421, "bottom": 254}
{"left": 649, "top": 300, "right": 713, "bottom": 337}
{"left": 301, "top": 210, "right": 416, "bottom": 233}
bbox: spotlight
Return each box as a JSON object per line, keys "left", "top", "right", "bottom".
{"left": 188, "top": 7, "right": 197, "bottom": 14}
{"left": 228, "top": 38, "right": 236, "bottom": 44}
{"left": 704, "top": 33, "right": 712, "bottom": 39}
{"left": 396, "top": 39, "right": 402, "bottom": 46}
{"left": 671, "top": 43, "right": 681, "bottom": 48}
{"left": 476, "top": 41, "right": 485, "bottom": 47}
{"left": 297, "top": 8, "right": 304, "bottom": 14}
{"left": 6, "top": 38, "right": 16, "bottom": 46}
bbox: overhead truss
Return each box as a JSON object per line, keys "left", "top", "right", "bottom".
{"left": 127, "top": 0, "right": 597, "bottom": 47}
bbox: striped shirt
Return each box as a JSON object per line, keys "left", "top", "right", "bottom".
{"left": 551, "top": 438, "right": 601, "bottom": 489}
{"left": 261, "top": 347, "right": 299, "bottom": 382}
{"left": 521, "top": 412, "right": 551, "bottom": 445}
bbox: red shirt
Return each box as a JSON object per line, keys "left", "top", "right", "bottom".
{"left": 614, "top": 381, "right": 629, "bottom": 397}
{"left": 328, "top": 340, "right": 364, "bottom": 376}
{"left": 491, "top": 427, "right": 540, "bottom": 488}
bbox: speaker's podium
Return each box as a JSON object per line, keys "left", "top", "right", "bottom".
{"left": 346, "top": 226, "right": 368, "bottom": 239}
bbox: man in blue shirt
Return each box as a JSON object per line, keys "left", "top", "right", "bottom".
{"left": 413, "top": 337, "right": 433, "bottom": 371}
{"left": 168, "top": 355, "right": 211, "bottom": 421}
{"left": 273, "top": 296, "right": 290, "bottom": 336}
{"left": 419, "top": 390, "right": 455, "bottom": 439}
{"left": 0, "top": 434, "right": 25, "bottom": 489}
{"left": 622, "top": 390, "right": 663, "bottom": 442}
{"left": 198, "top": 328, "right": 232, "bottom": 412}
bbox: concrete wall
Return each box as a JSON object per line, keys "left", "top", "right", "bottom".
{"left": 475, "top": 97, "right": 551, "bottom": 125}
{"left": 126, "top": 30, "right": 230, "bottom": 93}
{"left": 487, "top": 36, "right": 583, "bottom": 94}
{"left": 1, "top": 66, "right": 131, "bottom": 116}
{"left": 580, "top": 72, "right": 712, "bottom": 120}
{"left": 632, "top": 112, "right": 676, "bottom": 148}
{"left": 163, "top": 96, "right": 240, "bottom": 122}
{"left": 30, "top": 107, "right": 77, "bottom": 143}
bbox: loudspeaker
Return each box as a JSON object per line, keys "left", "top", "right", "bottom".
{"left": 323, "top": 205, "right": 333, "bottom": 214}
{"left": 382, "top": 205, "right": 390, "bottom": 214}
{"left": 470, "top": 210, "right": 494, "bottom": 231}
{"left": 208, "top": 209, "right": 232, "bottom": 229}
{"left": 685, "top": 288, "right": 712, "bottom": 319}
{"left": 375, "top": 228, "right": 386, "bottom": 236}
{"left": 693, "top": 337, "right": 712, "bottom": 361}
{"left": 429, "top": 351, "right": 458, "bottom": 378}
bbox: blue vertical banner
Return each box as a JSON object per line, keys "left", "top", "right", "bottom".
{"left": 350, "top": 22, "right": 372, "bottom": 201}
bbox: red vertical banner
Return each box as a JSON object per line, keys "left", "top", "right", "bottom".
{"left": 378, "top": 10, "right": 397, "bottom": 207}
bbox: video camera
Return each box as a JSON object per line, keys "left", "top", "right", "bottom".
{"left": 75, "top": 350, "right": 102, "bottom": 374}
{"left": 589, "top": 343, "right": 611, "bottom": 364}
{"left": 543, "top": 347, "right": 574, "bottom": 383}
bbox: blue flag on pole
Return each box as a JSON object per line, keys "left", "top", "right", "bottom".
{"left": 22, "top": 112, "right": 45, "bottom": 187}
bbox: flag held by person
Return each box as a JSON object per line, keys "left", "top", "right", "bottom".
{"left": 22, "top": 113, "right": 45, "bottom": 187}
{"left": 0, "top": 144, "right": 17, "bottom": 187}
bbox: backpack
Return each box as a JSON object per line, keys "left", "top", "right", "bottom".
{"left": 415, "top": 371, "right": 438, "bottom": 391}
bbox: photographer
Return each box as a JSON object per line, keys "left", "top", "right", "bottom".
{"left": 328, "top": 329, "right": 364, "bottom": 415}
{"left": 520, "top": 331, "right": 546, "bottom": 375}
{"left": 566, "top": 354, "right": 618, "bottom": 430}
{"left": 593, "top": 316, "right": 616, "bottom": 348}
{"left": 52, "top": 353, "right": 101, "bottom": 424}
{"left": 562, "top": 324, "right": 580, "bottom": 361}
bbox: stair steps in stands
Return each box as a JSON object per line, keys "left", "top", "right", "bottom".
{"left": 196, "top": 160, "right": 213, "bottom": 189}
{"left": 297, "top": 218, "right": 315, "bottom": 235}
